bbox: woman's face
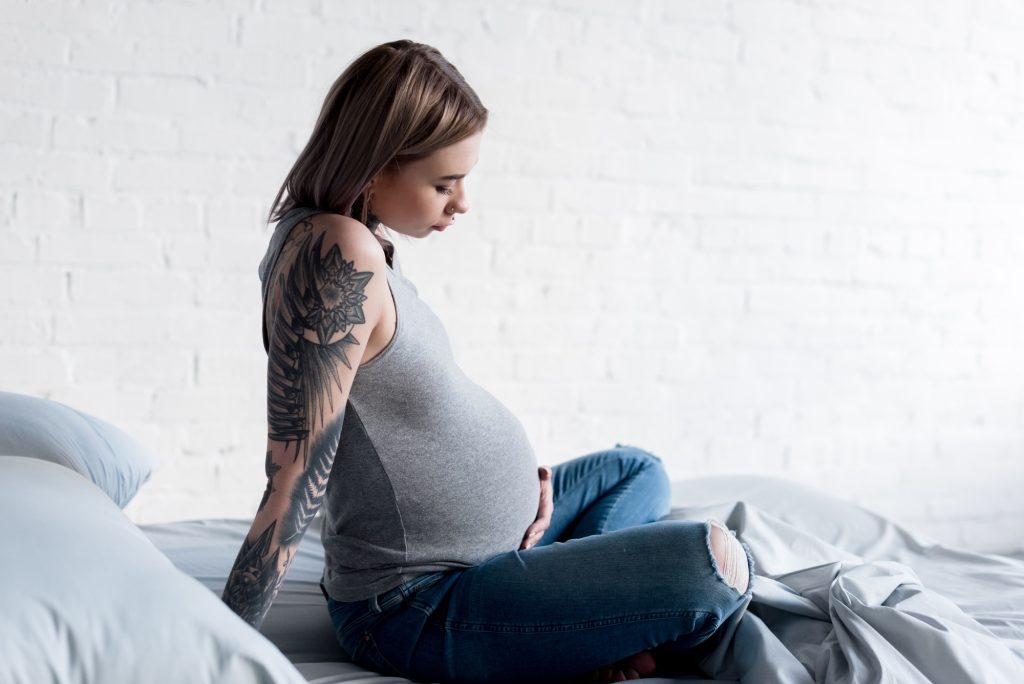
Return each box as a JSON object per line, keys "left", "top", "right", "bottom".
{"left": 367, "top": 129, "right": 482, "bottom": 239}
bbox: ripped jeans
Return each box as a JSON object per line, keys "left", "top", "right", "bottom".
{"left": 320, "top": 443, "right": 755, "bottom": 684}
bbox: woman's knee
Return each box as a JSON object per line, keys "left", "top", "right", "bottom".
{"left": 612, "top": 443, "right": 669, "bottom": 484}
{"left": 612, "top": 443, "right": 672, "bottom": 516}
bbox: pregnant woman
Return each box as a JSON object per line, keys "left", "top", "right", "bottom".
{"left": 221, "top": 39, "right": 754, "bottom": 684}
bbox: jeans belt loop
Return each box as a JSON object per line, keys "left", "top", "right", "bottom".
{"left": 368, "top": 592, "right": 382, "bottom": 614}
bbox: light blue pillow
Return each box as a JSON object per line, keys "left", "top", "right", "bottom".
{"left": 0, "top": 456, "right": 308, "bottom": 684}
{"left": 0, "top": 390, "right": 156, "bottom": 507}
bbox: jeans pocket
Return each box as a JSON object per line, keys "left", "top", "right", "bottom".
{"left": 352, "top": 628, "right": 407, "bottom": 679}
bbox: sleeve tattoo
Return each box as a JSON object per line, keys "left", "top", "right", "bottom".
{"left": 221, "top": 222, "right": 375, "bottom": 628}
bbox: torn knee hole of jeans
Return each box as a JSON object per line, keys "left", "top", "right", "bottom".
{"left": 707, "top": 519, "right": 750, "bottom": 595}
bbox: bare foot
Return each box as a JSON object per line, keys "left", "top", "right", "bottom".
{"left": 583, "top": 649, "right": 658, "bottom": 682}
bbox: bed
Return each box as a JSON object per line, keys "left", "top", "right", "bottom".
{"left": 3, "top": 390, "right": 1023, "bottom": 683}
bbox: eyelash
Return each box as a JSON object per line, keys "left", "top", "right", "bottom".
{"left": 436, "top": 186, "right": 455, "bottom": 196}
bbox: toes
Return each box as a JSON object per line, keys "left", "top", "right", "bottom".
{"left": 624, "top": 650, "right": 658, "bottom": 677}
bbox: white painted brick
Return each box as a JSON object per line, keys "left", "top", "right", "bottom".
{"left": 139, "top": 197, "right": 204, "bottom": 236}
{"left": 83, "top": 195, "right": 142, "bottom": 232}
{"left": 46, "top": 386, "right": 154, "bottom": 422}
{"left": 558, "top": 44, "right": 644, "bottom": 87}
{"left": 969, "top": 24, "right": 1024, "bottom": 57}
{"left": 118, "top": 76, "right": 240, "bottom": 120}
{"left": 663, "top": 186, "right": 818, "bottom": 220}
{"left": 113, "top": 157, "right": 232, "bottom": 194}
{"left": 204, "top": 234, "right": 267, "bottom": 274}
{"left": 71, "top": 349, "right": 192, "bottom": 389}
{"left": 237, "top": 13, "right": 344, "bottom": 51}
{"left": 493, "top": 243, "right": 588, "bottom": 278}
{"left": 445, "top": 276, "right": 517, "bottom": 310}
{"left": 0, "top": 109, "right": 50, "bottom": 147}
{"left": 207, "top": 199, "right": 266, "bottom": 236}
{"left": 0, "top": 66, "right": 113, "bottom": 112}
{"left": 0, "top": 26, "right": 68, "bottom": 67}
{"left": 443, "top": 314, "right": 502, "bottom": 347}
{"left": 527, "top": 74, "right": 611, "bottom": 113}
{"left": 0, "top": 308, "right": 51, "bottom": 345}
{"left": 179, "top": 118, "right": 291, "bottom": 159}
{"left": 231, "top": 157, "right": 298, "bottom": 201}
{"left": 54, "top": 114, "right": 177, "bottom": 154}
{"left": 113, "top": 3, "right": 234, "bottom": 47}
{"left": 695, "top": 155, "right": 787, "bottom": 188}
{"left": 12, "top": 188, "right": 81, "bottom": 231}
{"left": 39, "top": 232, "right": 163, "bottom": 267}
{"left": 165, "top": 309, "right": 263, "bottom": 350}
{"left": 152, "top": 387, "right": 261, "bottom": 423}
{"left": 657, "top": 0, "right": 729, "bottom": 25}
{"left": 733, "top": 0, "right": 815, "bottom": 38}
{"left": 739, "top": 35, "right": 823, "bottom": 72}
{"left": 69, "top": 269, "right": 195, "bottom": 306}
{"left": 0, "top": 233, "right": 37, "bottom": 263}
{"left": 136, "top": 40, "right": 296, "bottom": 88}
{"left": 194, "top": 272, "right": 255, "bottom": 307}
{"left": 54, "top": 310, "right": 177, "bottom": 346}
{"left": 1, "top": 151, "right": 113, "bottom": 191}
{"left": 823, "top": 42, "right": 869, "bottom": 75}
{"left": 195, "top": 349, "right": 263, "bottom": 389}
{"left": 69, "top": 34, "right": 137, "bottom": 73}
{"left": 698, "top": 217, "right": 823, "bottom": 254}
{"left": 0, "top": 193, "right": 12, "bottom": 225}
{"left": 0, "top": 348, "right": 69, "bottom": 388}
{"left": 0, "top": 265, "right": 65, "bottom": 304}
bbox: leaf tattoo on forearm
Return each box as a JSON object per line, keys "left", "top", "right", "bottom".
{"left": 222, "top": 518, "right": 284, "bottom": 628}
{"left": 279, "top": 411, "right": 344, "bottom": 547}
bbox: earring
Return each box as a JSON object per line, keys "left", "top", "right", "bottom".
{"left": 362, "top": 191, "right": 381, "bottom": 230}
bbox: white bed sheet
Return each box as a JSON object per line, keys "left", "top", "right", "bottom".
{"left": 138, "top": 475, "right": 1024, "bottom": 683}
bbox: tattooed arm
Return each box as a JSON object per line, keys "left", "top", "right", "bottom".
{"left": 221, "top": 216, "right": 387, "bottom": 630}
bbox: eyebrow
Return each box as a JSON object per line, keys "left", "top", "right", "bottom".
{"left": 437, "top": 173, "right": 466, "bottom": 181}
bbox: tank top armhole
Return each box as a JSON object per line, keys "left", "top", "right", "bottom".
{"left": 360, "top": 268, "right": 400, "bottom": 371}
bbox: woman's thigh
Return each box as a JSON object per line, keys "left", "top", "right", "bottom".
{"left": 357, "top": 519, "right": 755, "bottom": 684}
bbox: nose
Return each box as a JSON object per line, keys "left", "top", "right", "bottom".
{"left": 452, "top": 184, "right": 469, "bottom": 216}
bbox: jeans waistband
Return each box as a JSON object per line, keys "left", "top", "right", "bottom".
{"left": 320, "top": 571, "right": 448, "bottom": 614}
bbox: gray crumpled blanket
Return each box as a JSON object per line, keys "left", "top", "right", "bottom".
{"left": 665, "top": 475, "right": 1024, "bottom": 683}
{"left": 142, "top": 475, "right": 1024, "bottom": 683}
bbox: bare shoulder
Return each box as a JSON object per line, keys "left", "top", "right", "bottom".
{"left": 290, "top": 212, "right": 387, "bottom": 266}
{"left": 267, "top": 212, "right": 389, "bottom": 342}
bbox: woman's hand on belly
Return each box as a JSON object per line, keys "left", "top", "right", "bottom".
{"left": 519, "top": 465, "right": 553, "bottom": 550}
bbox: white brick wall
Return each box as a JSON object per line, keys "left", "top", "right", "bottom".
{"left": 2, "top": 0, "right": 1022, "bottom": 554}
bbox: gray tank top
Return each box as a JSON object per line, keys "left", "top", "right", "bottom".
{"left": 258, "top": 207, "right": 540, "bottom": 602}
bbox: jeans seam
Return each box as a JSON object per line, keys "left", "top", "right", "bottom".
{"left": 363, "top": 630, "right": 409, "bottom": 678}
{"left": 444, "top": 609, "right": 715, "bottom": 633}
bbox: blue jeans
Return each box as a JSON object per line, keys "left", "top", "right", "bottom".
{"left": 320, "top": 443, "right": 755, "bottom": 684}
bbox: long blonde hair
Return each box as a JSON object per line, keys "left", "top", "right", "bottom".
{"left": 266, "top": 39, "right": 489, "bottom": 243}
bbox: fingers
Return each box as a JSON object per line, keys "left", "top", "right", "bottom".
{"left": 520, "top": 527, "right": 545, "bottom": 549}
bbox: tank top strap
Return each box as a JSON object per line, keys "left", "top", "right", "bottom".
{"left": 258, "top": 206, "right": 324, "bottom": 353}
